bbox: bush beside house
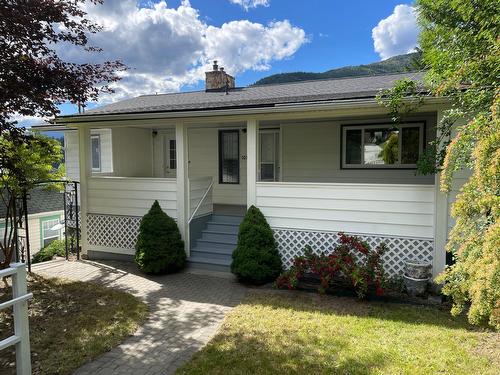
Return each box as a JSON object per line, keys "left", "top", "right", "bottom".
{"left": 135, "top": 200, "right": 186, "bottom": 274}
{"left": 231, "top": 205, "right": 282, "bottom": 284}
{"left": 276, "top": 233, "right": 387, "bottom": 298}
{"left": 32, "top": 240, "right": 66, "bottom": 264}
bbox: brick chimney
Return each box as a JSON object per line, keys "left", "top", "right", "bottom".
{"left": 205, "top": 60, "right": 235, "bottom": 91}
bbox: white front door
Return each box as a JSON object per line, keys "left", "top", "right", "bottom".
{"left": 259, "top": 129, "right": 280, "bottom": 182}
{"left": 163, "top": 133, "right": 177, "bottom": 178}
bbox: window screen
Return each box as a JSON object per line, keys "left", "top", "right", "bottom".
{"left": 219, "top": 130, "right": 240, "bottom": 184}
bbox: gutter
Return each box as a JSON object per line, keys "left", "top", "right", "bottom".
{"left": 52, "top": 96, "right": 449, "bottom": 125}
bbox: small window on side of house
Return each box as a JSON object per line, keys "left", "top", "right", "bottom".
{"left": 342, "top": 123, "right": 424, "bottom": 169}
{"left": 91, "top": 135, "right": 101, "bottom": 172}
{"left": 41, "top": 217, "right": 61, "bottom": 248}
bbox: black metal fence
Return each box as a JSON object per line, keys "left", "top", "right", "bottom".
{"left": 11, "top": 181, "right": 80, "bottom": 272}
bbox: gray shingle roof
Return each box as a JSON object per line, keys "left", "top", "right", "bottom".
{"left": 0, "top": 187, "right": 64, "bottom": 219}
{"left": 76, "top": 72, "right": 425, "bottom": 117}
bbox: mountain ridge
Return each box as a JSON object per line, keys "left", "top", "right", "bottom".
{"left": 252, "top": 52, "right": 423, "bottom": 86}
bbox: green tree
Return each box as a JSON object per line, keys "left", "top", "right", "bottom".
{"left": 1, "top": 1, "right": 125, "bottom": 269}
{"left": 231, "top": 205, "right": 282, "bottom": 284}
{"left": 135, "top": 201, "right": 186, "bottom": 274}
{"left": 0, "top": 133, "right": 63, "bottom": 268}
{"left": 378, "top": 0, "right": 499, "bottom": 328}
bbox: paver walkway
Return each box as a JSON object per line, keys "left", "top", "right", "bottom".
{"left": 32, "top": 260, "right": 247, "bottom": 375}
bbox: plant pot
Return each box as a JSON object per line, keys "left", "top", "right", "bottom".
{"left": 403, "top": 275, "right": 429, "bottom": 297}
{"left": 404, "top": 260, "right": 432, "bottom": 279}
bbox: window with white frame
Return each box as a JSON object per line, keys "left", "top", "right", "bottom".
{"left": 342, "top": 123, "right": 424, "bottom": 168}
{"left": 41, "top": 217, "right": 61, "bottom": 247}
{"left": 91, "top": 134, "right": 101, "bottom": 172}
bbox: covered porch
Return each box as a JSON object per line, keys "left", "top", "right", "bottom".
{"left": 73, "top": 109, "right": 445, "bottom": 276}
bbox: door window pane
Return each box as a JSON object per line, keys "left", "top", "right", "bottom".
{"left": 169, "top": 139, "right": 177, "bottom": 169}
{"left": 219, "top": 130, "right": 240, "bottom": 184}
{"left": 345, "top": 130, "right": 362, "bottom": 164}
{"left": 260, "top": 164, "right": 275, "bottom": 181}
{"left": 260, "top": 133, "right": 274, "bottom": 162}
{"left": 275, "top": 133, "right": 280, "bottom": 181}
{"left": 401, "top": 127, "right": 420, "bottom": 164}
{"left": 364, "top": 128, "right": 399, "bottom": 165}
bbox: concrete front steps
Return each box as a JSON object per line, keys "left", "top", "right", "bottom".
{"left": 188, "top": 214, "right": 243, "bottom": 272}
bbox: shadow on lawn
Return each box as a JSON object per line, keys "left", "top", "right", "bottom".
{"left": 28, "top": 259, "right": 247, "bottom": 374}
{"left": 0, "top": 273, "right": 148, "bottom": 375}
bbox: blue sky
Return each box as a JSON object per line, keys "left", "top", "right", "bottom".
{"left": 40, "top": 0, "right": 418, "bottom": 121}
{"left": 185, "top": 0, "right": 416, "bottom": 89}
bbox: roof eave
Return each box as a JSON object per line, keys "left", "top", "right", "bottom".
{"left": 54, "top": 96, "right": 449, "bottom": 124}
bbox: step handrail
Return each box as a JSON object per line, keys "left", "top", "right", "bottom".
{"left": 188, "top": 178, "right": 214, "bottom": 224}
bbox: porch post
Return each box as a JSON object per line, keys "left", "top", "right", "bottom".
{"left": 175, "top": 121, "right": 189, "bottom": 254}
{"left": 78, "top": 125, "right": 90, "bottom": 257}
{"left": 433, "top": 109, "right": 449, "bottom": 278}
{"left": 246, "top": 119, "right": 258, "bottom": 208}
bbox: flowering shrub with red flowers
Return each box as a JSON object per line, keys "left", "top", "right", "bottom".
{"left": 275, "top": 233, "right": 387, "bottom": 298}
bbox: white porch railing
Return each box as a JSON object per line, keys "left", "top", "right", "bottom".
{"left": 256, "top": 181, "right": 435, "bottom": 239}
{"left": 87, "top": 176, "right": 177, "bottom": 218}
{"left": 0, "top": 263, "right": 32, "bottom": 375}
{"left": 188, "top": 177, "right": 214, "bottom": 222}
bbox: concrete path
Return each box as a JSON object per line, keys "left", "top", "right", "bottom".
{"left": 32, "top": 260, "right": 246, "bottom": 375}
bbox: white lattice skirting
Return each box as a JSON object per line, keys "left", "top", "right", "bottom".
{"left": 273, "top": 228, "right": 434, "bottom": 277}
{"left": 87, "top": 214, "right": 141, "bottom": 250}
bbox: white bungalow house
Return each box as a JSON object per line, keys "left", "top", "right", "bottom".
{"left": 36, "top": 64, "right": 468, "bottom": 277}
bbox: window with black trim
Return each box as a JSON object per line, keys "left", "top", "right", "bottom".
{"left": 342, "top": 123, "right": 424, "bottom": 168}
{"left": 219, "top": 130, "right": 240, "bottom": 184}
{"left": 91, "top": 134, "right": 101, "bottom": 172}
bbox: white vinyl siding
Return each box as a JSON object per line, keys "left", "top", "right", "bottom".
{"left": 64, "top": 131, "right": 80, "bottom": 181}
{"left": 256, "top": 182, "right": 435, "bottom": 239}
{"left": 111, "top": 127, "right": 151, "bottom": 177}
{"left": 87, "top": 176, "right": 177, "bottom": 218}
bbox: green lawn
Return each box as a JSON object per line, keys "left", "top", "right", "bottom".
{"left": 0, "top": 274, "right": 148, "bottom": 375}
{"left": 177, "top": 290, "right": 499, "bottom": 375}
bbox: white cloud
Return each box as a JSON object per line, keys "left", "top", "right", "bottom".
{"left": 9, "top": 114, "right": 44, "bottom": 128}
{"left": 372, "top": 4, "right": 419, "bottom": 60}
{"left": 229, "top": 0, "right": 270, "bottom": 11}
{"left": 59, "top": 0, "right": 305, "bottom": 102}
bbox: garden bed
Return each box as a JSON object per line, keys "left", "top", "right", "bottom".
{"left": 0, "top": 274, "right": 148, "bottom": 375}
{"left": 286, "top": 272, "right": 443, "bottom": 307}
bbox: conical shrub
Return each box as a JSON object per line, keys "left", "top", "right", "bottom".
{"left": 231, "top": 205, "right": 282, "bottom": 284}
{"left": 135, "top": 200, "right": 186, "bottom": 274}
